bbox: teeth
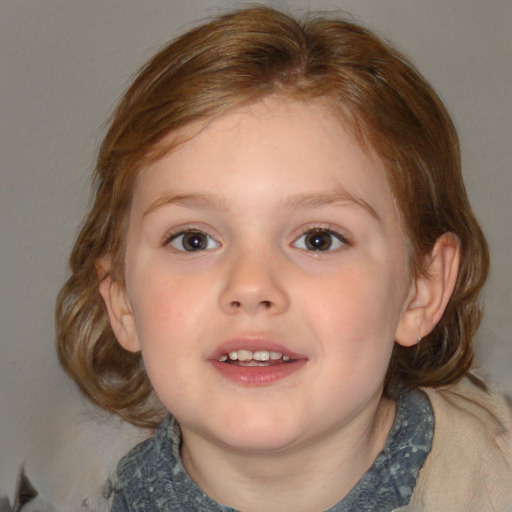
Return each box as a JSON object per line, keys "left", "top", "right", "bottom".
{"left": 237, "top": 349, "right": 253, "bottom": 362}
{"left": 220, "top": 350, "right": 290, "bottom": 363}
{"left": 253, "top": 350, "right": 270, "bottom": 361}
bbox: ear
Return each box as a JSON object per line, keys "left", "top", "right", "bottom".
{"left": 395, "top": 233, "right": 460, "bottom": 347}
{"left": 97, "top": 256, "right": 141, "bottom": 353}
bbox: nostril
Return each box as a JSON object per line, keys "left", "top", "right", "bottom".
{"left": 229, "top": 299, "right": 272, "bottom": 310}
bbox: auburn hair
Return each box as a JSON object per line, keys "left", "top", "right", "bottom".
{"left": 56, "top": 6, "right": 489, "bottom": 427}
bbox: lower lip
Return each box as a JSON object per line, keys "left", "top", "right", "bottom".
{"left": 210, "top": 359, "right": 307, "bottom": 386}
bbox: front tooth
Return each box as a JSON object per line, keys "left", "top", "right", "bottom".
{"left": 237, "top": 349, "right": 253, "bottom": 362}
{"left": 253, "top": 350, "right": 270, "bottom": 361}
{"left": 282, "top": 355, "right": 290, "bottom": 361}
{"left": 228, "top": 351, "right": 239, "bottom": 361}
{"left": 219, "top": 354, "right": 228, "bottom": 362}
{"left": 269, "top": 351, "right": 282, "bottom": 360}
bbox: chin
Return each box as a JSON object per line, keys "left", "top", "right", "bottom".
{"left": 219, "top": 431, "right": 301, "bottom": 455}
{"left": 206, "top": 411, "right": 305, "bottom": 455}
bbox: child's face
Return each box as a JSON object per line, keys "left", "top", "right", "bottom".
{"left": 115, "top": 98, "right": 415, "bottom": 454}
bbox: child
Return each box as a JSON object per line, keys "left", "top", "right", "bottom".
{"left": 56, "top": 6, "right": 512, "bottom": 512}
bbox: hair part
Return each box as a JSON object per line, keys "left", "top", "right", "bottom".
{"left": 56, "top": 6, "right": 489, "bottom": 427}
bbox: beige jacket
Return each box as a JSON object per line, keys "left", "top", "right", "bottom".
{"left": 397, "top": 377, "right": 512, "bottom": 512}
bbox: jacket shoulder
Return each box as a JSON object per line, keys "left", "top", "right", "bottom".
{"left": 404, "top": 377, "right": 512, "bottom": 512}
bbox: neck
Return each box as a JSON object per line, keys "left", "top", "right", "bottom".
{"left": 181, "top": 394, "right": 396, "bottom": 512}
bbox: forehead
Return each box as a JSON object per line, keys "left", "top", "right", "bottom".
{"left": 132, "top": 98, "right": 398, "bottom": 223}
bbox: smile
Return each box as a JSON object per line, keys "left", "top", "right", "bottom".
{"left": 219, "top": 349, "right": 292, "bottom": 365}
{"left": 211, "top": 341, "right": 307, "bottom": 386}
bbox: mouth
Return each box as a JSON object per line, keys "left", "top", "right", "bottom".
{"left": 210, "top": 340, "right": 306, "bottom": 386}
{"left": 218, "top": 349, "right": 293, "bottom": 366}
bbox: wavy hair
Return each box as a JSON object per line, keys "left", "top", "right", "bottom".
{"left": 56, "top": 6, "right": 489, "bottom": 427}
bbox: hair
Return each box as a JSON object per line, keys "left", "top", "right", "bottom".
{"left": 56, "top": 6, "right": 489, "bottom": 427}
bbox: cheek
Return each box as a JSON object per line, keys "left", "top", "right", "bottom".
{"left": 128, "top": 271, "right": 210, "bottom": 399}
{"left": 301, "top": 264, "right": 408, "bottom": 346}
{"left": 129, "top": 267, "right": 210, "bottom": 350}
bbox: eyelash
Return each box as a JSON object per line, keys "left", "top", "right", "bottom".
{"left": 162, "top": 225, "right": 351, "bottom": 253}
{"left": 292, "top": 226, "right": 351, "bottom": 252}
{"left": 163, "top": 227, "right": 219, "bottom": 252}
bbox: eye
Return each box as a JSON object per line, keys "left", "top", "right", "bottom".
{"left": 168, "top": 230, "right": 219, "bottom": 252}
{"left": 293, "top": 228, "right": 347, "bottom": 252}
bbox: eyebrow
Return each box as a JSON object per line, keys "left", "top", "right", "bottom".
{"left": 143, "top": 189, "right": 380, "bottom": 221}
{"left": 282, "top": 191, "right": 381, "bottom": 221}
{"left": 143, "top": 193, "right": 230, "bottom": 217}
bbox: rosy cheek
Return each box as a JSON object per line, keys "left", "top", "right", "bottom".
{"left": 135, "top": 271, "right": 203, "bottom": 329}
{"left": 313, "top": 272, "right": 394, "bottom": 335}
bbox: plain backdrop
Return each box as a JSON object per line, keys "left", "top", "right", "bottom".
{"left": 1, "top": 0, "right": 510, "bottom": 508}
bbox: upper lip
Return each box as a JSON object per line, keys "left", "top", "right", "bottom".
{"left": 210, "top": 335, "right": 307, "bottom": 361}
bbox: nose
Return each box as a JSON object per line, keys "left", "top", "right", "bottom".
{"left": 219, "top": 248, "right": 290, "bottom": 316}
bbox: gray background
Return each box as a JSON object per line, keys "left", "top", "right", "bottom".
{"left": 1, "top": 0, "right": 510, "bottom": 509}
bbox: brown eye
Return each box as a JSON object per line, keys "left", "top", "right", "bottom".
{"left": 169, "top": 231, "right": 218, "bottom": 252}
{"left": 293, "top": 229, "right": 346, "bottom": 251}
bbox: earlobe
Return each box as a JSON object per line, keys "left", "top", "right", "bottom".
{"left": 97, "top": 258, "right": 141, "bottom": 353}
{"left": 395, "top": 233, "right": 460, "bottom": 347}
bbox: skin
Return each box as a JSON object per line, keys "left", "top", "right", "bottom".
{"left": 100, "top": 98, "right": 459, "bottom": 511}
